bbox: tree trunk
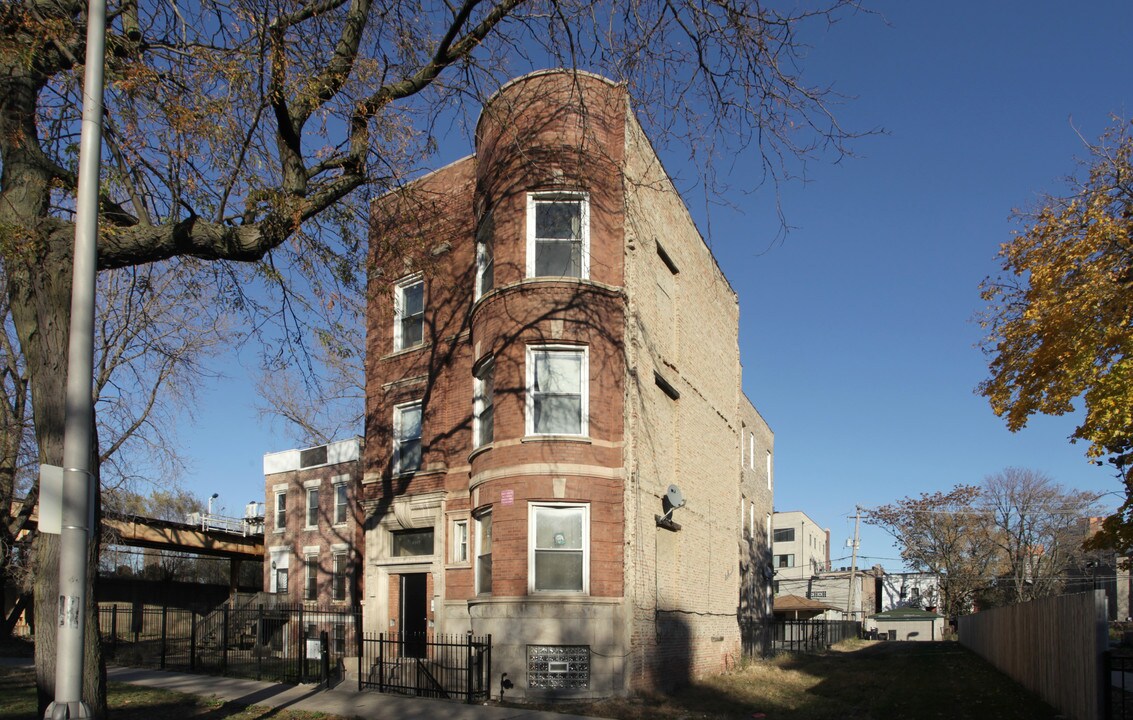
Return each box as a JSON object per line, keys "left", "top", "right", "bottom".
{"left": 8, "top": 244, "right": 107, "bottom": 718}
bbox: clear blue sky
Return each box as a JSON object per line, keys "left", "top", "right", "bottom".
{"left": 176, "top": 1, "right": 1133, "bottom": 570}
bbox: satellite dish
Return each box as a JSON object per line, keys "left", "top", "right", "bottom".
{"left": 665, "top": 485, "right": 686, "bottom": 510}
{"left": 657, "top": 485, "right": 686, "bottom": 531}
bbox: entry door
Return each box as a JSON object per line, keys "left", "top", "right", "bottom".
{"left": 400, "top": 573, "right": 428, "bottom": 657}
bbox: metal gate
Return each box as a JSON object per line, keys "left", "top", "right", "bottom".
{"left": 359, "top": 632, "right": 491, "bottom": 703}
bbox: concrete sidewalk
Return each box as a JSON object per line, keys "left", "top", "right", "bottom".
{"left": 107, "top": 666, "right": 605, "bottom": 720}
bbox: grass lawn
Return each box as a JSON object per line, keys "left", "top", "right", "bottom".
{"left": 0, "top": 666, "right": 338, "bottom": 720}
{"left": 536, "top": 639, "right": 1063, "bottom": 720}
{"left": 0, "top": 639, "right": 1062, "bottom": 719}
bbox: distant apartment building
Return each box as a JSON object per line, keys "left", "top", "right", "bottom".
{"left": 361, "top": 70, "right": 773, "bottom": 700}
{"left": 263, "top": 437, "right": 364, "bottom": 607}
{"left": 807, "top": 566, "right": 883, "bottom": 621}
{"left": 771, "top": 510, "right": 830, "bottom": 587}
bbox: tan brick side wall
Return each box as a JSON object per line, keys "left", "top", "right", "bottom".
{"left": 621, "top": 109, "right": 745, "bottom": 685}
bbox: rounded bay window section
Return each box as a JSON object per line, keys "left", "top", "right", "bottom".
{"left": 466, "top": 72, "right": 627, "bottom": 608}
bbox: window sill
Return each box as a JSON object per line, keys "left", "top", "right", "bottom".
{"left": 521, "top": 435, "right": 592, "bottom": 444}
{"left": 529, "top": 590, "right": 589, "bottom": 597}
{"left": 467, "top": 595, "right": 617, "bottom": 608}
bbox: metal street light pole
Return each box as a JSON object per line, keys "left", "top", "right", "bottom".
{"left": 45, "top": 0, "right": 106, "bottom": 716}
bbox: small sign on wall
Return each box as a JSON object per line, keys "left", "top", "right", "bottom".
{"left": 501, "top": 489, "right": 514, "bottom": 506}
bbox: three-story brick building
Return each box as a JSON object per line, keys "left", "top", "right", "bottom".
{"left": 363, "top": 70, "right": 773, "bottom": 700}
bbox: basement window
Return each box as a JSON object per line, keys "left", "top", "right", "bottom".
{"left": 528, "top": 645, "right": 590, "bottom": 689}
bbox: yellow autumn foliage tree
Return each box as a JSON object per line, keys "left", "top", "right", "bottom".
{"left": 979, "top": 118, "right": 1133, "bottom": 551}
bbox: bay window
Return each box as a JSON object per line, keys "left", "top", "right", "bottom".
{"left": 473, "top": 359, "right": 495, "bottom": 448}
{"left": 527, "top": 346, "right": 588, "bottom": 436}
{"left": 527, "top": 193, "right": 589, "bottom": 278}
{"left": 476, "top": 510, "right": 492, "bottom": 595}
{"left": 529, "top": 503, "right": 589, "bottom": 593}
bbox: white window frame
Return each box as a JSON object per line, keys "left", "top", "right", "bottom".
{"left": 305, "top": 484, "right": 319, "bottom": 530}
{"left": 393, "top": 274, "right": 425, "bottom": 351}
{"left": 526, "top": 192, "right": 590, "bottom": 279}
{"left": 273, "top": 487, "right": 287, "bottom": 533}
{"left": 452, "top": 518, "right": 469, "bottom": 564}
{"left": 528, "top": 502, "right": 590, "bottom": 595}
{"left": 475, "top": 232, "right": 494, "bottom": 300}
{"left": 767, "top": 450, "right": 773, "bottom": 491}
{"left": 393, "top": 400, "right": 423, "bottom": 475}
{"left": 475, "top": 510, "right": 492, "bottom": 595}
{"left": 304, "top": 552, "right": 319, "bottom": 601}
{"left": 331, "top": 549, "right": 349, "bottom": 602}
{"left": 333, "top": 479, "right": 348, "bottom": 526}
{"left": 473, "top": 358, "right": 495, "bottom": 449}
{"left": 525, "top": 345, "right": 589, "bottom": 437}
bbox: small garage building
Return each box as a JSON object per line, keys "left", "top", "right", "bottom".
{"left": 867, "top": 607, "right": 945, "bottom": 641}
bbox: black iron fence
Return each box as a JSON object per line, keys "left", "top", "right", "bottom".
{"left": 763, "top": 619, "right": 861, "bottom": 655}
{"left": 99, "top": 602, "right": 362, "bottom": 685}
{"left": 359, "top": 632, "right": 491, "bottom": 703}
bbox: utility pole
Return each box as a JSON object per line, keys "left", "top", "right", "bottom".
{"left": 45, "top": 0, "right": 106, "bottom": 716}
{"left": 846, "top": 506, "right": 861, "bottom": 620}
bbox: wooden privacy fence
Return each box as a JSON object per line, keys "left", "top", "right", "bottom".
{"left": 958, "top": 590, "right": 1107, "bottom": 720}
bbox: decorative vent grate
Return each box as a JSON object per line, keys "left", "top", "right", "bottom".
{"left": 527, "top": 645, "right": 590, "bottom": 689}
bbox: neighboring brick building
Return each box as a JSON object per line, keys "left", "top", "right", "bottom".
{"left": 263, "top": 437, "right": 364, "bottom": 607}
{"left": 363, "top": 70, "right": 773, "bottom": 700}
{"left": 739, "top": 398, "right": 775, "bottom": 652}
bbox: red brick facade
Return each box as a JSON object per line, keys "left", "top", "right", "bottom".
{"left": 263, "top": 438, "right": 364, "bottom": 607}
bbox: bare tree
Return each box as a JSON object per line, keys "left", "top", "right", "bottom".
{"left": 93, "top": 262, "right": 230, "bottom": 490}
{"left": 0, "top": 278, "right": 36, "bottom": 637}
{"left": 0, "top": 261, "right": 227, "bottom": 652}
{"left": 2, "top": 0, "right": 870, "bottom": 713}
{"left": 865, "top": 485, "right": 1000, "bottom": 619}
{"left": 256, "top": 292, "right": 365, "bottom": 447}
{"left": 983, "top": 467, "right": 1099, "bottom": 604}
